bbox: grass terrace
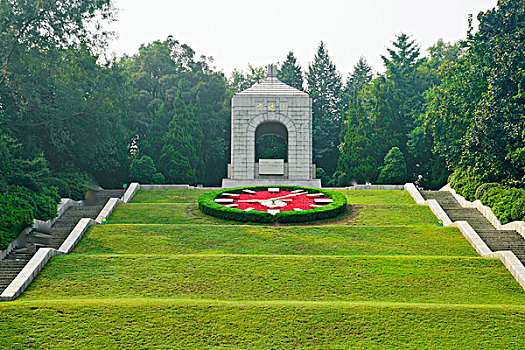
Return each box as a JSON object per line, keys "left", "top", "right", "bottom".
{"left": 2, "top": 189, "right": 525, "bottom": 349}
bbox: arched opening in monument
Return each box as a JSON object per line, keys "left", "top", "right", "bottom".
{"left": 254, "top": 122, "right": 288, "bottom": 177}
{"left": 255, "top": 122, "right": 288, "bottom": 161}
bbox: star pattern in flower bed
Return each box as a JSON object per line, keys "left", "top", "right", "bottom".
{"left": 214, "top": 188, "right": 332, "bottom": 215}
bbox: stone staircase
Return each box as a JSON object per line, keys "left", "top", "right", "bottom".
{"left": 0, "top": 189, "right": 125, "bottom": 294}
{"left": 422, "top": 191, "right": 525, "bottom": 263}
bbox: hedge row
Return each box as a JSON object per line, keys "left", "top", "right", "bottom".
{"left": 449, "top": 170, "right": 525, "bottom": 224}
{"left": 198, "top": 186, "right": 347, "bottom": 224}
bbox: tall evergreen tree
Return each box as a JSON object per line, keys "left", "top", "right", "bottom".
{"left": 338, "top": 58, "right": 376, "bottom": 183}
{"left": 278, "top": 51, "right": 303, "bottom": 90}
{"left": 307, "top": 42, "right": 343, "bottom": 175}
{"left": 159, "top": 86, "right": 204, "bottom": 185}
{"left": 344, "top": 57, "right": 373, "bottom": 107}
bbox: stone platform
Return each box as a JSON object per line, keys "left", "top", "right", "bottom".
{"left": 221, "top": 179, "right": 322, "bottom": 189}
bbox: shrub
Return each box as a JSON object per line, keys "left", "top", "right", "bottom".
{"left": 475, "top": 183, "right": 499, "bottom": 202}
{"left": 332, "top": 171, "right": 349, "bottom": 187}
{"left": 0, "top": 190, "right": 35, "bottom": 249}
{"left": 479, "top": 186, "right": 525, "bottom": 224}
{"left": 130, "top": 156, "right": 157, "bottom": 184}
{"left": 198, "top": 186, "right": 347, "bottom": 224}
{"left": 32, "top": 187, "right": 61, "bottom": 221}
{"left": 152, "top": 172, "right": 166, "bottom": 184}
{"left": 56, "top": 172, "right": 94, "bottom": 200}
{"left": 316, "top": 168, "right": 331, "bottom": 187}
{"left": 448, "top": 169, "right": 484, "bottom": 201}
{"left": 378, "top": 147, "right": 407, "bottom": 184}
{"left": 42, "top": 177, "right": 71, "bottom": 198}
{"left": 511, "top": 200, "right": 525, "bottom": 222}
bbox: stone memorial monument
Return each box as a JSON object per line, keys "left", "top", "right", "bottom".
{"left": 222, "top": 65, "right": 321, "bottom": 188}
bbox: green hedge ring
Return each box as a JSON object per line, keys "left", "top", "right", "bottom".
{"left": 198, "top": 185, "right": 347, "bottom": 223}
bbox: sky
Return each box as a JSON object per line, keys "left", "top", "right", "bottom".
{"left": 107, "top": 0, "right": 497, "bottom": 78}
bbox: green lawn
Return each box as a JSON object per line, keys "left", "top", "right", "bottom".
{"left": 2, "top": 300, "right": 525, "bottom": 349}
{"left": 130, "top": 189, "right": 212, "bottom": 203}
{"left": 341, "top": 189, "right": 415, "bottom": 205}
{"left": 22, "top": 254, "right": 525, "bottom": 304}
{"left": 1, "top": 300, "right": 525, "bottom": 349}
{"left": 75, "top": 224, "right": 476, "bottom": 257}
{"left": 107, "top": 203, "right": 237, "bottom": 225}
{"left": 2, "top": 188, "right": 525, "bottom": 349}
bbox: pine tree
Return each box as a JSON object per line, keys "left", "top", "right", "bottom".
{"left": 307, "top": 42, "right": 343, "bottom": 175}
{"left": 159, "top": 85, "right": 204, "bottom": 185}
{"left": 278, "top": 51, "right": 303, "bottom": 90}
{"left": 344, "top": 57, "right": 373, "bottom": 106}
{"left": 338, "top": 57, "right": 376, "bottom": 183}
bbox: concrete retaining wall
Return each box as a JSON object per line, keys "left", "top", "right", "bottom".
{"left": 57, "top": 218, "right": 95, "bottom": 254}
{"left": 405, "top": 182, "right": 525, "bottom": 291}
{"left": 0, "top": 248, "right": 58, "bottom": 301}
{"left": 122, "top": 182, "right": 140, "bottom": 203}
{"left": 96, "top": 198, "right": 121, "bottom": 224}
{"left": 139, "top": 184, "right": 191, "bottom": 190}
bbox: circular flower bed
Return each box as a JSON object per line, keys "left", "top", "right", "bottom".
{"left": 198, "top": 185, "right": 347, "bottom": 223}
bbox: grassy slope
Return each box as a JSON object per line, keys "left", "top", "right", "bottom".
{"left": 75, "top": 224, "right": 476, "bottom": 256}
{"left": 2, "top": 189, "right": 525, "bottom": 349}
{"left": 21, "top": 255, "right": 525, "bottom": 304}
{"left": 2, "top": 301, "right": 525, "bottom": 349}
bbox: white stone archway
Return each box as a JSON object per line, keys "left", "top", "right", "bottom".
{"left": 223, "top": 65, "right": 319, "bottom": 187}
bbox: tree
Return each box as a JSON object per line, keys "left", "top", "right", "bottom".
{"left": 0, "top": 0, "right": 114, "bottom": 88}
{"left": 278, "top": 51, "right": 303, "bottom": 90}
{"left": 426, "top": 0, "right": 525, "bottom": 184}
{"left": 228, "top": 65, "right": 266, "bottom": 94}
{"left": 125, "top": 37, "right": 230, "bottom": 186}
{"left": 159, "top": 86, "right": 204, "bottom": 185}
{"left": 338, "top": 59, "right": 377, "bottom": 184}
{"left": 378, "top": 147, "right": 407, "bottom": 184}
{"left": 307, "top": 42, "right": 343, "bottom": 175}
{"left": 130, "top": 156, "right": 157, "bottom": 183}
{"left": 343, "top": 57, "right": 373, "bottom": 109}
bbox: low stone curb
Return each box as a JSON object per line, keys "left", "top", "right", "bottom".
{"left": 441, "top": 184, "right": 525, "bottom": 239}
{"left": 405, "top": 183, "right": 525, "bottom": 291}
{"left": 403, "top": 183, "right": 425, "bottom": 204}
{"left": 57, "top": 218, "right": 95, "bottom": 254}
{"left": 0, "top": 248, "right": 58, "bottom": 301}
{"left": 450, "top": 221, "right": 492, "bottom": 257}
{"left": 122, "top": 182, "right": 140, "bottom": 203}
{"left": 140, "top": 184, "right": 191, "bottom": 190}
{"left": 95, "top": 198, "right": 121, "bottom": 224}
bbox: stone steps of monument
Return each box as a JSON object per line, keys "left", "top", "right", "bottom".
{"left": 423, "top": 190, "right": 525, "bottom": 265}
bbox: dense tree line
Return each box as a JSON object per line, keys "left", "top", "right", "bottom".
{"left": 1, "top": 0, "right": 523, "bottom": 246}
